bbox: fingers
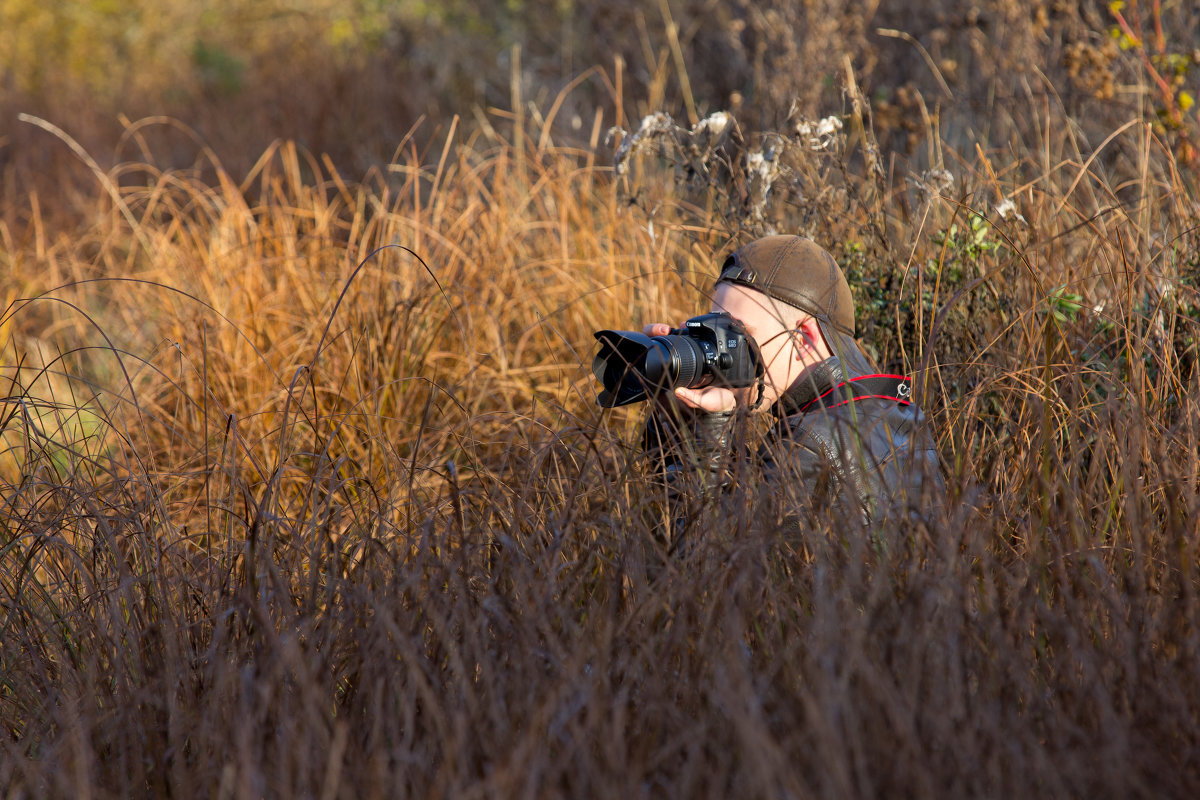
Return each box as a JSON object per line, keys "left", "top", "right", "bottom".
{"left": 642, "top": 322, "right": 672, "bottom": 336}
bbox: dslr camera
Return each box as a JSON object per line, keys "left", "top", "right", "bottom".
{"left": 592, "top": 312, "right": 763, "bottom": 407}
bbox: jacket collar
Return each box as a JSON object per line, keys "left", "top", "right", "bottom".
{"left": 773, "top": 356, "right": 844, "bottom": 417}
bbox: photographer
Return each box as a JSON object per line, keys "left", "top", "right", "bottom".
{"left": 598, "top": 235, "right": 943, "bottom": 535}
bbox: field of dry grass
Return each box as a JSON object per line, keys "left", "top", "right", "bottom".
{"left": 3, "top": 1, "right": 1200, "bottom": 798}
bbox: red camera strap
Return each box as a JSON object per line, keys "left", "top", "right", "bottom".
{"left": 796, "top": 374, "right": 913, "bottom": 414}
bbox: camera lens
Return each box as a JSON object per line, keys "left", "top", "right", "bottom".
{"left": 644, "top": 335, "right": 705, "bottom": 389}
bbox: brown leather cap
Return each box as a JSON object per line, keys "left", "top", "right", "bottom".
{"left": 716, "top": 235, "right": 855, "bottom": 335}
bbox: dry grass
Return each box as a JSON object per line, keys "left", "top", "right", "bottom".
{"left": 2, "top": 3, "right": 1200, "bottom": 798}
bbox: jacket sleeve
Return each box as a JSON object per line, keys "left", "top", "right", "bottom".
{"left": 640, "top": 403, "right": 737, "bottom": 555}
{"left": 642, "top": 403, "right": 736, "bottom": 492}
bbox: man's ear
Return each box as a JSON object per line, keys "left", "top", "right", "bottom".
{"left": 791, "top": 316, "right": 824, "bottom": 360}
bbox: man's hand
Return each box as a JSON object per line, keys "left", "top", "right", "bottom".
{"left": 673, "top": 385, "right": 738, "bottom": 413}
{"left": 642, "top": 322, "right": 741, "bottom": 414}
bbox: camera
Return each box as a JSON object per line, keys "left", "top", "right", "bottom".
{"left": 592, "top": 312, "right": 763, "bottom": 407}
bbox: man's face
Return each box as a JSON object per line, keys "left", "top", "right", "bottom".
{"left": 710, "top": 282, "right": 824, "bottom": 406}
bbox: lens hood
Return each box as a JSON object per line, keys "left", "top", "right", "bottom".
{"left": 592, "top": 330, "right": 656, "bottom": 407}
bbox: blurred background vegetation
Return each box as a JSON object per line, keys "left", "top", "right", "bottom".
{"left": 4, "top": 0, "right": 1197, "bottom": 185}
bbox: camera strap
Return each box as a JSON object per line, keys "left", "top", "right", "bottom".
{"left": 795, "top": 374, "right": 913, "bottom": 414}
{"left": 747, "top": 373, "right": 766, "bottom": 411}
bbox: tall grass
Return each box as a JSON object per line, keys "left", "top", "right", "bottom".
{"left": 3, "top": 15, "right": 1200, "bottom": 799}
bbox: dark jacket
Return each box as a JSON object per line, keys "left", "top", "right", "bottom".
{"left": 643, "top": 348, "right": 943, "bottom": 526}
{"left": 764, "top": 355, "right": 944, "bottom": 520}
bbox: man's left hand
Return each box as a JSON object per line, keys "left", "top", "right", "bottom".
{"left": 673, "top": 386, "right": 739, "bottom": 413}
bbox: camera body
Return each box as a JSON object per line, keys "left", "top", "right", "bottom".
{"left": 592, "top": 311, "right": 763, "bottom": 407}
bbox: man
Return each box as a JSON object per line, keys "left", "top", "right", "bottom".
{"left": 642, "top": 235, "right": 943, "bottom": 527}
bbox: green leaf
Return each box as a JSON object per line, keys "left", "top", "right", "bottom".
{"left": 1049, "top": 287, "right": 1084, "bottom": 323}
